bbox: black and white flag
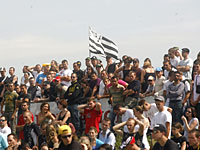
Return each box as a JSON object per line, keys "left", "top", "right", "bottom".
{"left": 89, "top": 27, "right": 119, "bottom": 59}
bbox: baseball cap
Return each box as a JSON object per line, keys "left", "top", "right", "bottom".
{"left": 182, "top": 48, "right": 190, "bottom": 53}
{"left": 85, "top": 57, "right": 91, "bottom": 61}
{"left": 155, "top": 67, "right": 162, "bottom": 72}
{"left": 55, "top": 76, "right": 60, "bottom": 81}
{"left": 154, "top": 95, "right": 165, "bottom": 102}
{"left": 0, "top": 67, "right": 6, "bottom": 72}
{"left": 77, "top": 61, "right": 81, "bottom": 67}
{"left": 58, "top": 125, "right": 72, "bottom": 135}
{"left": 91, "top": 56, "right": 97, "bottom": 60}
{"left": 153, "top": 124, "right": 166, "bottom": 133}
{"left": 148, "top": 76, "right": 154, "bottom": 81}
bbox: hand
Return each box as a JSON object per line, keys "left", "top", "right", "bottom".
{"left": 181, "top": 116, "right": 187, "bottom": 122}
{"left": 11, "top": 114, "right": 15, "bottom": 120}
{"left": 32, "top": 146, "right": 38, "bottom": 150}
{"left": 96, "top": 94, "right": 101, "bottom": 100}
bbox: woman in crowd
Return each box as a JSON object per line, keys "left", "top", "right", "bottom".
{"left": 79, "top": 136, "right": 92, "bottom": 150}
{"left": 141, "top": 58, "right": 155, "bottom": 93}
{"left": 113, "top": 118, "right": 144, "bottom": 149}
{"left": 37, "top": 102, "right": 55, "bottom": 126}
{"left": 181, "top": 107, "right": 199, "bottom": 141}
{"left": 171, "top": 122, "right": 186, "bottom": 150}
{"left": 115, "top": 56, "right": 133, "bottom": 82}
{"left": 84, "top": 66, "right": 95, "bottom": 82}
{"left": 54, "top": 99, "right": 71, "bottom": 125}
{"left": 45, "top": 124, "right": 59, "bottom": 149}
{"left": 133, "top": 106, "right": 150, "bottom": 150}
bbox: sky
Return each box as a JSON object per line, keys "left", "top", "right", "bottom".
{"left": 0, "top": 0, "right": 200, "bottom": 78}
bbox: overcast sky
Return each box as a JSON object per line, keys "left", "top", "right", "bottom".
{"left": 0, "top": 0, "right": 200, "bottom": 78}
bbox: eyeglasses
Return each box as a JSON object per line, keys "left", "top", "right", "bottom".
{"left": 0, "top": 120, "right": 5, "bottom": 122}
{"left": 61, "top": 135, "right": 71, "bottom": 139}
{"left": 186, "top": 111, "right": 192, "bottom": 113}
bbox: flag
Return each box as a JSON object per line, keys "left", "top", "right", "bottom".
{"left": 89, "top": 27, "right": 119, "bottom": 59}
{"left": 89, "top": 27, "right": 105, "bottom": 56}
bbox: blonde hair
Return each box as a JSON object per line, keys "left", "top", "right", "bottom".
{"left": 79, "top": 136, "right": 92, "bottom": 150}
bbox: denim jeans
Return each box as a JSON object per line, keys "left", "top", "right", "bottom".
{"left": 109, "top": 108, "right": 116, "bottom": 131}
{"left": 68, "top": 104, "right": 80, "bottom": 132}
{"left": 169, "top": 101, "right": 182, "bottom": 123}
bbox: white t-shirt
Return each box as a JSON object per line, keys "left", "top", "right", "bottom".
{"left": 151, "top": 110, "right": 172, "bottom": 139}
{"left": 0, "top": 126, "right": 11, "bottom": 137}
{"left": 122, "top": 109, "right": 135, "bottom": 132}
{"left": 59, "top": 68, "right": 73, "bottom": 87}
{"left": 170, "top": 57, "right": 179, "bottom": 68}
{"left": 144, "top": 103, "right": 169, "bottom": 123}
{"left": 178, "top": 58, "right": 193, "bottom": 80}
{"left": 98, "top": 80, "right": 105, "bottom": 96}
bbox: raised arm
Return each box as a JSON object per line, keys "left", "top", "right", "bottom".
{"left": 113, "top": 121, "right": 126, "bottom": 137}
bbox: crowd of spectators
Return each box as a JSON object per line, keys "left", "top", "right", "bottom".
{"left": 0, "top": 47, "right": 200, "bottom": 150}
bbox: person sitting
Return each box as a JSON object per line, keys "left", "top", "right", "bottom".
{"left": 0, "top": 115, "right": 11, "bottom": 137}
{"left": 88, "top": 127, "right": 104, "bottom": 150}
{"left": 37, "top": 102, "right": 55, "bottom": 126}
{"left": 113, "top": 118, "right": 144, "bottom": 149}
{"left": 171, "top": 122, "right": 186, "bottom": 150}
{"left": 78, "top": 98, "right": 102, "bottom": 134}
{"left": 98, "top": 118, "right": 116, "bottom": 149}
{"left": 58, "top": 125, "right": 82, "bottom": 150}
{"left": 23, "top": 111, "right": 40, "bottom": 148}
{"left": 152, "top": 124, "right": 178, "bottom": 150}
{"left": 181, "top": 107, "right": 199, "bottom": 141}
{"left": 54, "top": 99, "right": 71, "bottom": 126}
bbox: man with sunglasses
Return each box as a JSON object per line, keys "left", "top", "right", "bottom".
{"left": 0, "top": 116, "right": 11, "bottom": 137}
{"left": 152, "top": 124, "right": 178, "bottom": 150}
{"left": 58, "top": 125, "right": 82, "bottom": 150}
{"left": 64, "top": 73, "right": 83, "bottom": 133}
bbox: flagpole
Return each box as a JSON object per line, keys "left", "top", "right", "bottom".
{"left": 88, "top": 26, "right": 91, "bottom": 58}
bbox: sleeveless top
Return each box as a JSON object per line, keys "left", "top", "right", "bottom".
{"left": 122, "top": 66, "right": 132, "bottom": 81}
{"left": 58, "top": 110, "right": 71, "bottom": 125}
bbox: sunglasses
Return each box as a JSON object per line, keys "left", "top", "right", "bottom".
{"left": 152, "top": 130, "right": 159, "bottom": 134}
{"left": 61, "top": 135, "right": 71, "bottom": 139}
{"left": 0, "top": 120, "right": 5, "bottom": 122}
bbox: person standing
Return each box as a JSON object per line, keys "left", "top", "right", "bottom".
{"left": 64, "top": 73, "right": 83, "bottom": 132}
{"left": 177, "top": 48, "right": 193, "bottom": 80}
{"left": 123, "top": 71, "right": 140, "bottom": 108}
{"left": 190, "top": 60, "right": 200, "bottom": 121}
{"left": 166, "top": 71, "right": 184, "bottom": 123}
{"left": 1, "top": 82, "right": 18, "bottom": 134}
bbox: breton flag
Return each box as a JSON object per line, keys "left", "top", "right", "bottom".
{"left": 89, "top": 27, "right": 119, "bottom": 59}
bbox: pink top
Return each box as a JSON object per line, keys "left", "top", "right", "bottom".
{"left": 107, "top": 79, "right": 128, "bottom": 88}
